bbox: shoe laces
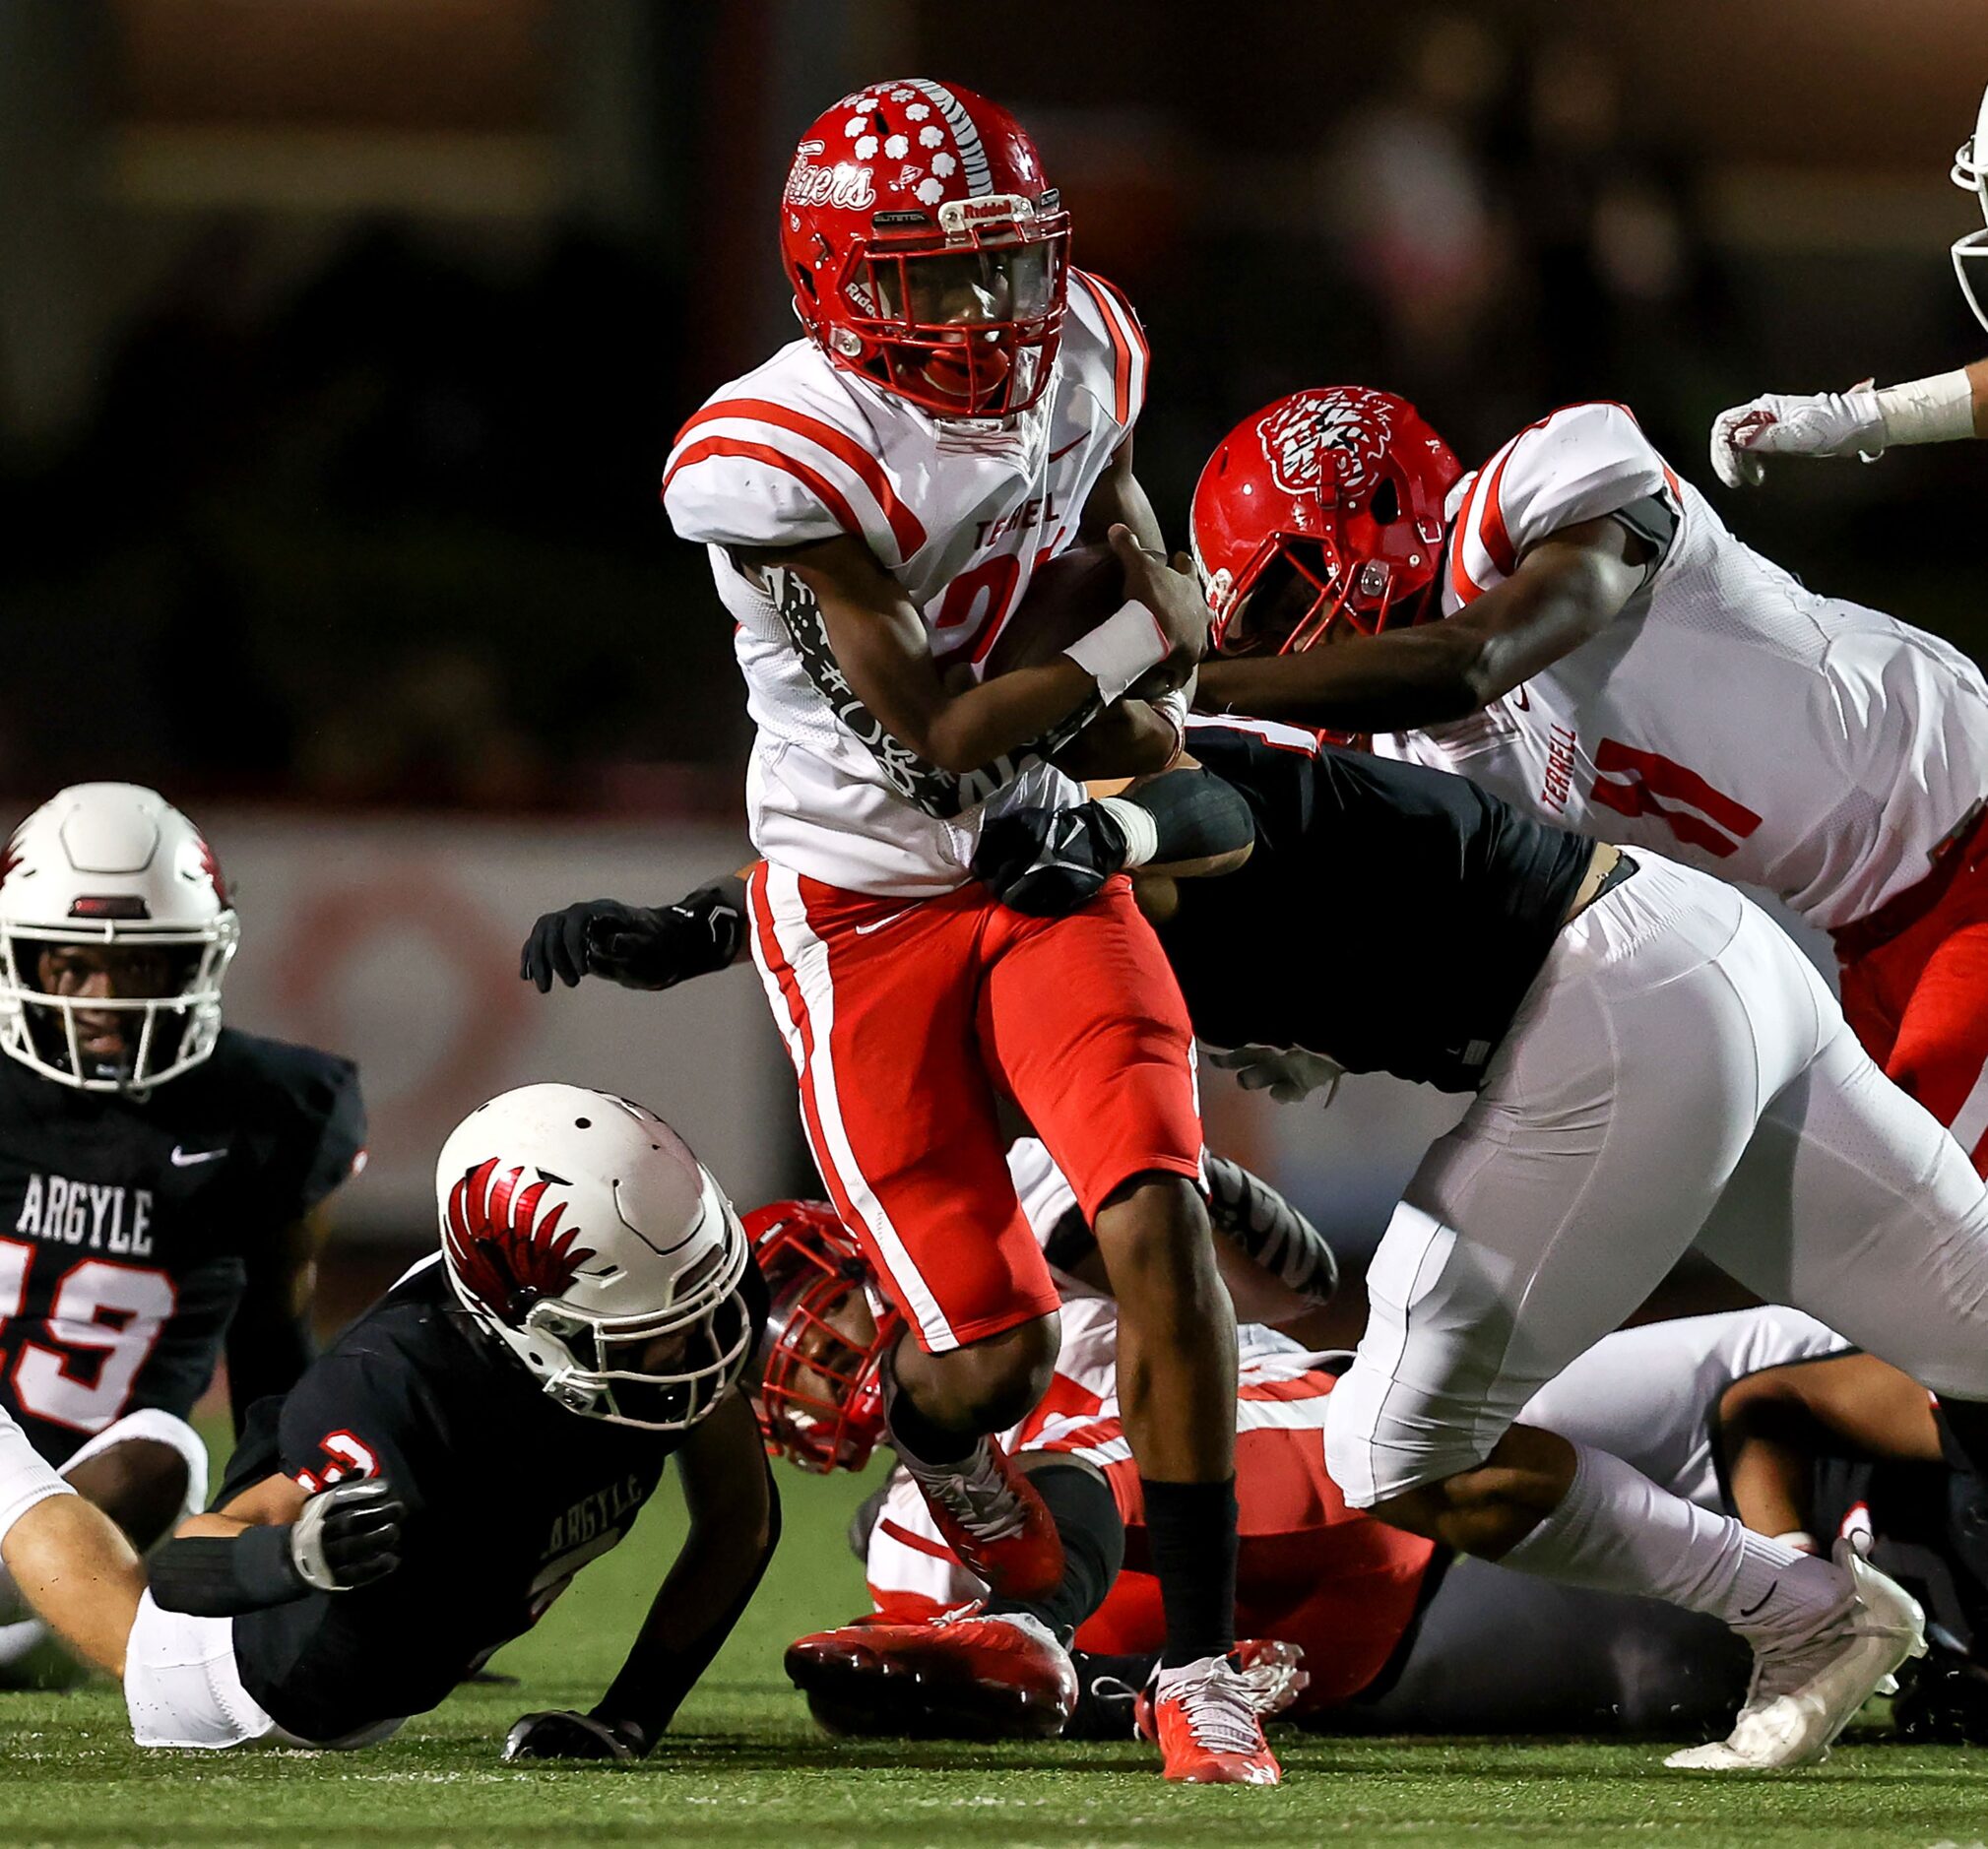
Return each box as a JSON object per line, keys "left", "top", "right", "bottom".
{"left": 1163, "top": 1659, "right": 1266, "bottom": 1758}
{"left": 918, "top": 1442, "right": 1029, "bottom": 1543}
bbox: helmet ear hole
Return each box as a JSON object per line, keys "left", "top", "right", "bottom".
{"left": 794, "top": 265, "right": 818, "bottom": 303}
{"left": 1371, "top": 478, "right": 1400, "bottom": 523}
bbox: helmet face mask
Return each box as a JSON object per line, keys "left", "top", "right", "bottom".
{"left": 437, "top": 1088, "right": 756, "bottom": 1435}
{"left": 0, "top": 785, "right": 238, "bottom": 1097}
{"left": 783, "top": 82, "right": 1070, "bottom": 420}
{"left": 1191, "top": 388, "right": 1462, "bottom": 658}
{"left": 744, "top": 1199, "right": 897, "bottom": 1473}
{"left": 1952, "top": 85, "right": 1988, "bottom": 334}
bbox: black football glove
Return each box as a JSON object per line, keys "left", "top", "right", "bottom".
{"left": 1203, "top": 1153, "right": 1339, "bottom": 1307}
{"left": 520, "top": 888, "right": 744, "bottom": 993}
{"left": 290, "top": 1475, "right": 404, "bottom": 1594}
{"left": 501, "top": 1708, "right": 648, "bottom": 1762}
{"left": 972, "top": 803, "right": 1129, "bottom": 918}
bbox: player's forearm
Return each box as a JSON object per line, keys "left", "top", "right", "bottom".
{"left": 592, "top": 1471, "right": 782, "bottom": 1747}
{"left": 917, "top": 656, "right": 1100, "bottom": 774}
{"left": 1198, "top": 621, "right": 1494, "bottom": 732}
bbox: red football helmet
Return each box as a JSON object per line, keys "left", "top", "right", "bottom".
{"left": 1190, "top": 387, "right": 1463, "bottom": 655}
{"left": 780, "top": 80, "right": 1070, "bottom": 419}
{"left": 746, "top": 1198, "right": 900, "bottom": 1473}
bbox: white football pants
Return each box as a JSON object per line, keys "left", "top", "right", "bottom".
{"left": 1327, "top": 850, "right": 1988, "bottom": 1506}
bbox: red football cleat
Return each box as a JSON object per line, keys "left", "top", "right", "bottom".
{"left": 905, "top": 1435, "right": 1065, "bottom": 1602}
{"left": 1136, "top": 1653, "right": 1284, "bottom": 1785}
{"left": 785, "top": 1605, "right": 1078, "bottom": 1741}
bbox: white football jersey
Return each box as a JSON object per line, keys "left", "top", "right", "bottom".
{"left": 663, "top": 272, "right": 1150, "bottom": 897}
{"left": 1373, "top": 403, "right": 1988, "bottom": 929}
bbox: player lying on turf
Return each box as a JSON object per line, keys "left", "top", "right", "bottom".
{"left": 0, "top": 784, "right": 365, "bottom": 1685}
{"left": 969, "top": 717, "right": 1988, "bottom": 1769}
{"left": 1710, "top": 82, "right": 1988, "bottom": 482}
{"left": 1189, "top": 387, "right": 1988, "bottom": 1185}
{"left": 0, "top": 1083, "right": 774, "bottom": 1757}
{"left": 657, "top": 72, "right": 1279, "bottom": 1782}
{"left": 764, "top": 1164, "right": 1988, "bottom": 1743}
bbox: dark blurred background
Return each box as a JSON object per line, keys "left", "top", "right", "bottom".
{"left": 1, "top": 0, "right": 1984, "bottom": 1260}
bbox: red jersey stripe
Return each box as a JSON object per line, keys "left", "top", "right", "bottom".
{"left": 1072, "top": 271, "right": 1134, "bottom": 426}
{"left": 672, "top": 400, "right": 928, "bottom": 557}
{"left": 664, "top": 436, "right": 862, "bottom": 540}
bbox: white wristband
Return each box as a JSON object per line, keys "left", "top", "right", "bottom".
{"left": 1874, "top": 368, "right": 1975, "bottom": 447}
{"left": 1063, "top": 600, "right": 1171, "bottom": 704}
{"left": 1095, "top": 796, "right": 1160, "bottom": 867}
{"left": 1771, "top": 1529, "right": 1820, "bottom": 1557}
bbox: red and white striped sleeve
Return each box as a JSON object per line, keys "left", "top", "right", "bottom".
{"left": 662, "top": 385, "right": 930, "bottom": 567}
{"left": 1446, "top": 402, "right": 1678, "bottom": 609}
{"left": 1065, "top": 268, "right": 1152, "bottom": 441}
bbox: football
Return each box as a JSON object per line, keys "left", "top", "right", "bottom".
{"left": 978, "top": 542, "right": 1127, "bottom": 678}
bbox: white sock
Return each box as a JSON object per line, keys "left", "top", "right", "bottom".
{"left": 0, "top": 1412, "right": 75, "bottom": 1554}
{"left": 1500, "top": 1441, "right": 1848, "bottom": 1644}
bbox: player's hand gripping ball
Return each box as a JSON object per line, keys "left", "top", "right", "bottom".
{"left": 501, "top": 1709, "right": 647, "bottom": 1762}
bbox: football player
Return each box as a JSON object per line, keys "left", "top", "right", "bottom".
{"left": 0, "top": 783, "right": 363, "bottom": 1682}
{"left": 653, "top": 76, "right": 1270, "bottom": 1781}
{"left": 772, "top": 1169, "right": 1988, "bottom": 1744}
{"left": 1189, "top": 386, "right": 1988, "bottom": 1192}
{"left": 1709, "top": 84, "right": 1988, "bottom": 483}
{"left": 967, "top": 718, "right": 1988, "bottom": 1770}
{"left": 0, "top": 1083, "right": 775, "bottom": 1757}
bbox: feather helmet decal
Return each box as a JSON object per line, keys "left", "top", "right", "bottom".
{"left": 444, "top": 1156, "right": 597, "bottom": 1325}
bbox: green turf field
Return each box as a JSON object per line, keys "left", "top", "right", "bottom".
{"left": 2, "top": 1454, "right": 1986, "bottom": 1849}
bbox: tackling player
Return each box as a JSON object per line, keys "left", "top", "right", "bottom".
{"left": 1709, "top": 84, "right": 1988, "bottom": 482}
{"left": 0, "top": 784, "right": 363, "bottom": 1682}
{"left": 652, "top": 77, "right": 1270, "bottom": 1781}
{"left": 969, "top": 719, "right": 1988, "bottom": 1769}
{"left": 0, "top": 1084, "right": 774, "bottom": 1757}
{"left": 1189, "top": 387, "right": 1988, "bottom": 1189}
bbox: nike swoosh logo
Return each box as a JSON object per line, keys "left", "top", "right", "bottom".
{"left": 169, "top": 1145, "right": 227, "bottom": 1167}
{"left": 1737, "top": 1581, "right": 1778, "bottom": 1619}
{"left": 852, "top": 908, "right": 917, "bottom": 937}
{"left": 1510, "top": 684, "right": 1530, "bottom": 712}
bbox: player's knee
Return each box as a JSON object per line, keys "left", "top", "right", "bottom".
{"left": 63, "top": 1425, "right": 202, "bottom": 1553}
{"left": 1090, "top": 1173, "right": 1216, "bottom": 1296}
{"left": 918, "top": 1314, "right": 1060, "bottom": 1432}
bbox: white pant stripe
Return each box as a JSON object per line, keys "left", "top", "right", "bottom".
{"left": 761, "top": 865, "right": 955, "bottom": 1349}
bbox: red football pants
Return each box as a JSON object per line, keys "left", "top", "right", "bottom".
{"left": 746, "top": 863, "right": 1202, "bottom": 1352}
{"left": 1836, "top": 814, "right": 1988, "bottom": 1176}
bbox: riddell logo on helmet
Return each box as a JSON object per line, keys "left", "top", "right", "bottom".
{"left": 785, "top": 156, "right": 875, "bottom": 212}
{"left": 938, "top": 194, "right": 1032, "bottom": 232}
{"left": 1258, "top": 390, "right": 1395, "bottom": 500}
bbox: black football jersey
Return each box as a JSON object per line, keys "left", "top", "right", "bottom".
{"left": 1164, "top": 721, "right": 1593, "bottom": 1091}
{"left": 0, "top": 1029, "right": 363, "bottom": 1466}
{"left": 218, "top": 1257, "right": 768, "bottom": 1745}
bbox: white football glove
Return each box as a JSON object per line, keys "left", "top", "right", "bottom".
{"left": 1206, "top": 1043, "right": 1345, "bottom": 1107}
{"left": 1708, "top": 385, "right": 1885, "bottom": 487}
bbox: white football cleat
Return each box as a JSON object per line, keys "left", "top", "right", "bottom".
{"left": 1665, "top": 1541, "right": 1926, "bottom": 1772}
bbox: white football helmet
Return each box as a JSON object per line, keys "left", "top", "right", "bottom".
{"left": 0, "top": 783, "right": 239, "bottom": 1095}
{"left": 436, "top": 1084, "right": 755, "bottom": 1433}
{"left": 1951, "top": 84, "right": 1988, "bottom": 332}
